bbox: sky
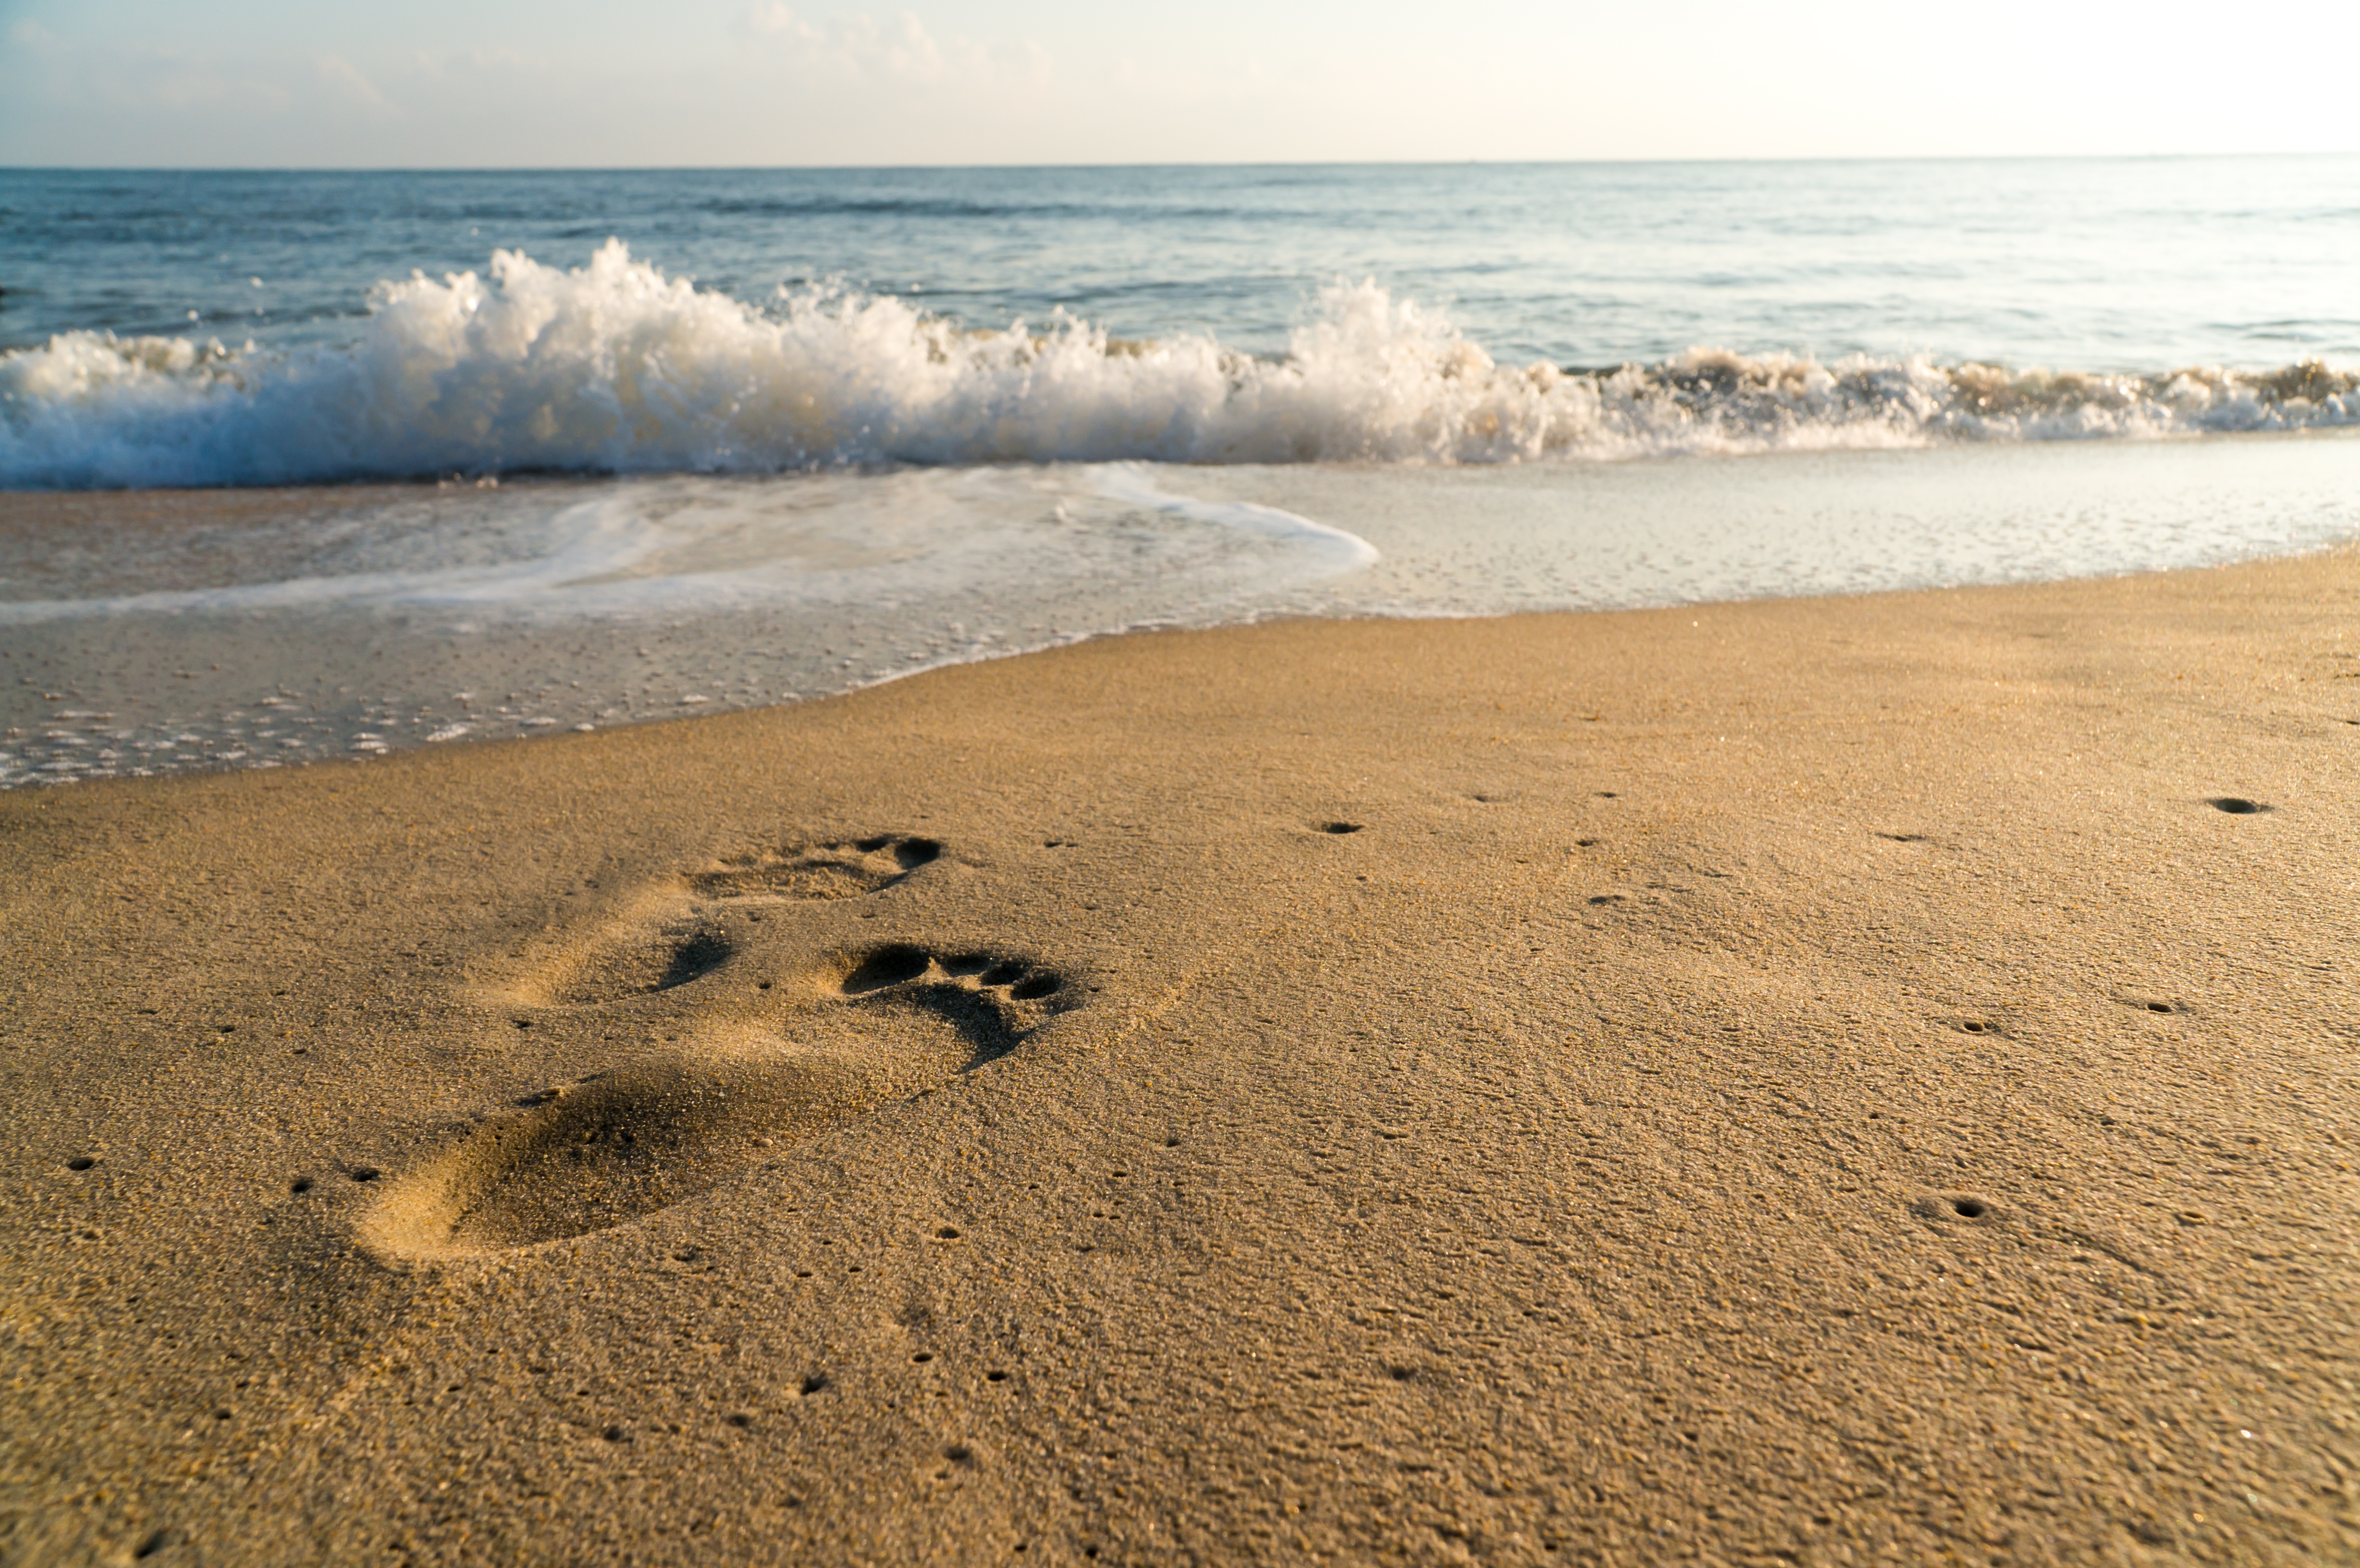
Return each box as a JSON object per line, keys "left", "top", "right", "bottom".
{"left": 3, "top": 0, "right": 2357, "bottom": 168}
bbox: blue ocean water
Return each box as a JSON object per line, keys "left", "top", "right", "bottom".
{"left": 2, "top": 158, "right": 2357, "bottom": 786}
{"left": 10, "top": 159, "right": 2360, "bottom": 368}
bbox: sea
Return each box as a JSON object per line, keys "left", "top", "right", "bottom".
{"left": 3, "top": 158, "right": 2357, "bottom": 786}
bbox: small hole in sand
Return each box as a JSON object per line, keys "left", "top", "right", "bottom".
{"left": 1011, "top": 973, "right": 1060, "bottom": 1000}
{"left": 726, "top": 1412, "right": 752, "bottom": 1429}
{"left": 511, "top": 1018, "right": 531, "bottom": 1030}
{"left": 912, "top": 1351, "right": 935, "bottom": 1364}
{"left": 349, "top": 1166, "right": 380, "bottom": 1182}
{"left": 2147, "top": 1001, "right": 2173, "bottom": 1014}
{"left": 602, "top": 1425, "right": 628, "bottom": 1442}
{"left": 986, "top": 1370, "right": 1008, "bottom": 1383}
{"left": 944, "top": 1443, "right": 973, "bottom": 1464}
{"left": 1959, "top": 1021, "right": 1989, "bottom": 1035}
{"left": 66, "top": 1156, "right": 95, "bottom": 1171}
{"left": 1165, "top": 1136, "right": 1181, "bottom": 1147}
{"left": 2208, "top": 797, "right": 2265, "bottom": 814}
{"left": 935, "top": 1226, "right": 961, "bottom": 1239}
{"left": 800, "top": 1374, "right": 828, "bottom": 1396}
{"left": 1320, "top": 821, "right": 1364, "bottom": 834}
{"left": 896, "top": 837, "right": 942, "bottom": 867}
{"left": 134, "top": 1531, "right": 166, "bottom": 1559}
{"left": 290, "top": 1177, "right": 313, "bottom": 1193}
{"left": 1952, "top": 1198, "right": 1989, "bottom": 1219}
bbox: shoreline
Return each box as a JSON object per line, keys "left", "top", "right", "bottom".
{"left": 5, "top": 548, "right": 2357, "bottom": 1564}
{"left": 11, "top": 429, "right": 2360, "bottom": 796}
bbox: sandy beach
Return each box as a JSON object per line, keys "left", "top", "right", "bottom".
{"left": 5, "top": 545, "right": 2356, "bottom": 1566}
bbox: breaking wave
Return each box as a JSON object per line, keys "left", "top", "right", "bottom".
{"left": 3, "top": 240, "right": 2356, "bottom": 490}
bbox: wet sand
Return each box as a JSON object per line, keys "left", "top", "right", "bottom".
{"left": 4, "top": 546, "right": 2357, "bottom": 1566}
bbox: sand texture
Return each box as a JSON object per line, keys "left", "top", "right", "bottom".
{"left": 4, "top": 547, "right": 2359, "bottom": 1566}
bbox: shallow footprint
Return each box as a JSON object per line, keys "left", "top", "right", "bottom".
{"left": 524, "top": 832, "right": 939, "bottom": 1006}
{"left": 688, "top": 834, "right": 942, "bottom": 901}
{"left": 368, "top": 943, "right": 1071, "bottom": 1259}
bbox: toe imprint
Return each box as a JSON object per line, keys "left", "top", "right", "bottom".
{"left": 838, "top": 943, "right": 1070, "bottom": 1069}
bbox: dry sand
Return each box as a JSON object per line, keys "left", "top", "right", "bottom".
{"left": 4, "top": 546, "right": 2358, "bottom": 1566}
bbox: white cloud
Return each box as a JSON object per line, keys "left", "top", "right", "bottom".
{"left": 741, "top": 3, "right": 801, "bottom": 37}
{"left": 735, "top": 5, "right": 1047, "bottom": 89}
{"left": 406, "top": 49, "right": 543, "bottom": 83}
{"left": 2, "top": 0, "right": 2352, "bottom": 167}
{"left": 315, "top": 53, "right": 388, "bottom": 110}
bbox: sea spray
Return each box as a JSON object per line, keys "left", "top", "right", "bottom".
{"left": 5, "top": 242, "right": 2356, "bottom": 491}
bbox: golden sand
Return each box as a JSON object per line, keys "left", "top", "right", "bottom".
{"left": 5, "top": 547, "right": 2356, "bottom": 1564}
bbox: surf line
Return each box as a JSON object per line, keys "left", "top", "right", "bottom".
{"left": 1087, "top": 463, "right": 1379, "bottom": 578}
{"left": 0, "top": 494, "right": 672, "bottom": 625}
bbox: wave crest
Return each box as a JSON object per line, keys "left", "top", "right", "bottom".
{"left": 3, "top": 240, "right": 2355, "bottom": 489}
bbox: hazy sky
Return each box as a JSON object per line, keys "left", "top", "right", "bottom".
{"left": 4, "top": 0, "right": 2356, "bottom": 167}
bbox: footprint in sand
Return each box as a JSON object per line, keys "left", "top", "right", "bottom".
{"left": 366, "top": 941, "right": 1072, "bottom": 1261}
{"left": 531, "top": 833, "right": 945, "bottom": 1005}
{"left": 687, "top": 833, "right": 942, "bottom": 901}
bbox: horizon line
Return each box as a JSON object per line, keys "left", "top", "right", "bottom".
{"left": 5, "top": 149, "right": 2359, "bottom": 176}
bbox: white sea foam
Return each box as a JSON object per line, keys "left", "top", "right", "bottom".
{"left": 3, "top": 240, "right": 2358, "bottom": 490}
{"left": 0, "top": 464, "right": 1372, "bottom": 623}
{"left": 1093, "top": 464, "right": 1378, "bottom": 575}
